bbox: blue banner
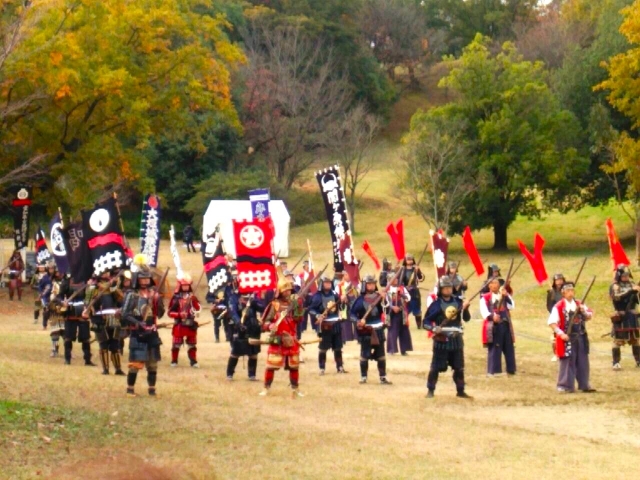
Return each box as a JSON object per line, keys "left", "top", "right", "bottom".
{"left": 248, "top": 188, "right": 270, "bottom": 220}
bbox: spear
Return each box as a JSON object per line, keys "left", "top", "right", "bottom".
{"left": 574, "top": 257, "right": 588, "bottom": 287}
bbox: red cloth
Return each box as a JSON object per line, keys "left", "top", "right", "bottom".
{"left": 553, "top": 299, "right": 590, "bottom": 357}
{"left": 517, "top": 233, "right": 548, "bottom": 285}
{"left": 362, "top": 240, "right": 381, "bottom": 270}
{"left": 386, "top": 220, "right": 405, "bottom": 262}
{"left": 606, "top": 218, "right": 630, "bottom": 270}
{"left": 263, "top": 298, "right": 303, "bottom": 356}
{"left": 233, "top": 218, "right": 277, "bottom": 293}
{"left": 172, "top": 324, "right": 198, "bottom": 345}
{"left": 430, "top": 229, "right": 449, "bottom": 279}
{"left": 462, "top": 226, "right": 485, "bottom": 276}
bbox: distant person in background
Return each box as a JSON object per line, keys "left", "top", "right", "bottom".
{"left": 7, "top": 249, "right": 24, "bottom": 301}
{"left": 183, "top": 224, "right": 196, "bottom": 253}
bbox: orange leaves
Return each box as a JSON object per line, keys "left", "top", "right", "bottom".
{"left": 50, "top": 51, "right": 63, "bottom": 66}
{"left": 54, "top": 84, "right": 71, "bottom": 100}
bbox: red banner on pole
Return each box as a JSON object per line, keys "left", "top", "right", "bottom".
{"left": 462, "top": 226, "right": 485, "bottom": 276}
{"left": 386, "top": 219, "right": 405, "bottom": 262}
{"left": 517, "top": 233, "right": 548, "bottom": 285}
{"left": 605, "top": 218, "right": 630, "bottom": 270}
{"left": 232, "top": 218, "right": 277, "bottom": 293}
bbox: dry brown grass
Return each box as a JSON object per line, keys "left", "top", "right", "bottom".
{"left": 2, "top": 229, "right": 640, "bottom": 479}
{"left": 2, "top": 131, "right": 640, "bottom": 478}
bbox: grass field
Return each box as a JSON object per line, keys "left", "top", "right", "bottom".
{"left": 3, "top": 125, "right": 640, "bottom": 478}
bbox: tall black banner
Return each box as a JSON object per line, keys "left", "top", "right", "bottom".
{"left": 139, "top": 194, "right": 161, "bottom": 267}
{"left": 202, "top": 228, "right": 230, "bottom": 295}
{"left": 49, "top": 213, "right": 69, "bottom": 274}
{"left": 11, "top": 186, "right": 32, "bottom": 250}
{"left": 34, "top": 226, "right": 52, "bottom": 265}
{"left": 315, "top": 165, "right": 357, "bottom": 273}
{"left": 62, "top": 221, "right": 92, "bottom": 282}
{"left": 81, "top": 198, "right": 127, "bottom": 276}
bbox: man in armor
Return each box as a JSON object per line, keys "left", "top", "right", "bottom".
{"left": 120, "top": 257, "right": 165, "bottom": 397}
{"left": 168, "top": 274, "right": 202, "bottom": 368}
{"left": 336, "top": 270, "right": 358, "bottom": 343}
{"left": 350, "top": 275, "right": 392, "bottom": 385}
{"left": 86, "top": 270, "right": 125, "bottom": 375}
{"left": 308, "top": 276, "right": 345, "bottom": 375}
{"left": 400, "top": 254, "right": 425, "bottom": 329}
{"left": 378, "top": 258, "right": 392, "bottom": 287}
{"left": 546, "top": 273, "right": 565, "bottom": 362}
{"left": 37, "top": 262, "right": 56, "bottom": 329}
{"left": 226, "top": 294, "right": 262, "bottom": 381}
{"left": 46, "top": 268, "right": 66, "bottom": 358}
{"left": 424, "top": 276, "right": 472, "bottom": 398}
{"left": 6, "top": 249, "right": 24, "bottom": 301}
{"left": 548, "top": 282, "right": 595, "bottom": 393}
{"left": 480, "top": 264, "right": 512, "bottom": 294}
{"left": 609, "top": 264, "right": 640, "bottom": 370}
{"left": 259, "top": 278, "right": 305, "bottom": 397}
{"left": 59, "top": 274, "right": 95, "bottom": 366}
{"left": 479, "top": 276, "right": 516, "bottom": 376}
{"left": 31, "top": 263, "right": 47, "bottom": 324}
{"left": 385, "top": 270, "right": 413, "bottom": 356}
{"left": 445, "top": 261, "right": 467, "bottom": 298}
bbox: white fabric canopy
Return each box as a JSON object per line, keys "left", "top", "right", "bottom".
{"left": 202, "top": 200, "right": 290, "bottom": 258}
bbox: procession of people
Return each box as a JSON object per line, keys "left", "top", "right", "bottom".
{"left": 3, "top": 181, "right": 639, "bottom": 402}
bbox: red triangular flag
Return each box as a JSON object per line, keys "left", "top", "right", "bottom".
{"left": 606, "top": 218, "right": 630, "bottom": 270}
{"left": 362, "top": 240, "right": 381, "bottom": 271}
{"left": 386, "top": 219, "right": 405, "bottom": 262}
{"left": 462, "top": 226, "right": 485, "bottom": 276}
{"left": 517, "top": 233, "right": 548, "bottom": 285}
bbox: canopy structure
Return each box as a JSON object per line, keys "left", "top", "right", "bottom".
{"left": 202, "top": 200, "right": 290, "bottom": 258}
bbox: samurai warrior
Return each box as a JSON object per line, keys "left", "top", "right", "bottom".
{"left": 480, "top": 276, "right": 516, "bottom": 376}
{"left": 226, "top": 293, "right": 262, "bottom": 381}
{"left": 350, "top": 275, "right": 392, "bottom": 385}
{"left": 31, "top": 262, "right": 47, "bottom": 324}
{"left": 308, "top": 276, "right": 346, "bottom": 375}
{"left": 120, "top": 257, "right": 165, "bottom": 397}
{"left": 548, "top": 282, "right": 595, "bottom": 393}
{"left": 259, "top": 278, "right": 306, "bottom": 397}
{"left": 6, "top": 249, "right": 24, "bottom": 301}
{"left": 546, "top": 273, "right": 565, "bottom": 362}
{"left": 86, "top": 270, "right": 125, "bottom": 375}
{"left": 168, "top": 274, "right": 202, "bottom": 368}
{"left": 609, "top": 264, "right": 640, "bottom": 370}
{"left": 384, "top": 271, "right": 413, "bottom": 356}
{"left": 400, "top": 254, "right": 425, "bottom": 329}
{"left": 424, "top": 276, "right": 472, "bottom": 398}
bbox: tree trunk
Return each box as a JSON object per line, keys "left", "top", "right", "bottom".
{"left": 348, "top": 197, "right": 356, "bottom": 235}
{"left": 492, "top": 219, "right": 508, "bottom": 251}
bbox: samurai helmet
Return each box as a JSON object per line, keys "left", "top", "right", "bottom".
{"left": 277, "top": 278, "right": 294, "bottom": 296}
{"left": 615, "top": 264, "right": 632, "bottom": 281}
{"left": 320, "top": 275, "right": 332, "bottom": 285}
{"left": 363, "top": 274, "right": 377, "bottom": 284}
{"left": 561, "top": 281, "right": 575, "bottom": 291}
{"left": 438, "top": 275, "right": 454, "bottom": 289}
{"left": 488, "top": 264, "right": 500, "bottom": 277}
{"left": 553, "top": 273, "right": 565, "bottom": 281}
{"left": 131, "top": 253, "right": 153, "bottom": 287}
{"left": 46, "top": 260, "right": 56, "bottom": 271}
{"left": 176, "top": 273, "right": 193, "bottom": 292}
{"left": 447, "top": 261, "right": 458, "bottom": 270}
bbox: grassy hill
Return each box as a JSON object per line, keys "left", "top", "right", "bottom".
{"left": 2, "top": 79, "right": 640, "bottom": 478}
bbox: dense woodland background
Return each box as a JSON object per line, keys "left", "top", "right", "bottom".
{"left": 2, "top": 0, "right": 640, "bottom": 251}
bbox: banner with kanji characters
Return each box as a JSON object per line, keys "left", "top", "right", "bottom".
{"left": 139, "top": 194, "right": 161, "bottom": 267}
{"left": 11, "top": 186, "right": 32, "bottom": 250}
{"left": 315, "top": 165, "right": 357, "bottom": 272}
{"left": 249, "top": 188, "right": 270, "bottom": 220}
